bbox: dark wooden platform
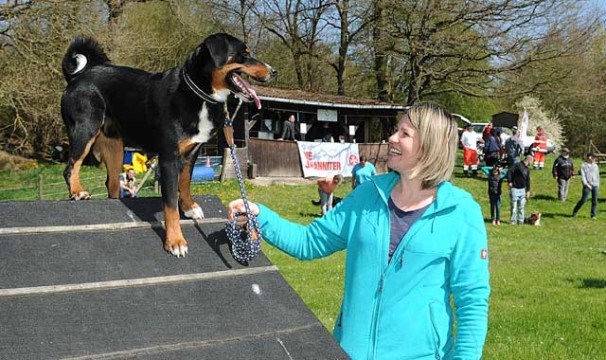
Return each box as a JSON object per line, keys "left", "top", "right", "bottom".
{"left": 0, "top": 196, "right": 347, "bottom": 359}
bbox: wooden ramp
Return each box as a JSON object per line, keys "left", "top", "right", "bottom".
{"left": 0, "top": 196, "right": 347, "bottom": 359}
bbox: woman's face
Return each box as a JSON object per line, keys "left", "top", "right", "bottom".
{"left": 387, "top": 114, "right": 422, "bottom": 174}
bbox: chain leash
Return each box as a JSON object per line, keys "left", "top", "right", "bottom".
{"left": 223, "top": 99, "right": 262, "bottom": 263}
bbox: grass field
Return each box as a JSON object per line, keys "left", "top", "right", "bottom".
{"left": 1, "top": 155, "right": 605, "bottom": 359}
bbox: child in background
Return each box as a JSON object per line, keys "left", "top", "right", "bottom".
{"left": 487, "top": 164, "right": 507, "bottom": 225}
{"left": 316, "top": 174, "right": 343, "bottom": 215}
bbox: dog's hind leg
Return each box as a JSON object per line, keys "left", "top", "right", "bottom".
{"left": 62, "top": 94, "right": 105, "bottom": 200}
{"left": 63, "top": 129, "right": 100, "bottom": 200}
{"left": 159, "top": 155, "right": 188, "bottom": 257}
{"left": 94, "top": 133, "right": 124, "bottom": 198}
{"left": 178, "top": 140, "right": 204, "bottom": 219}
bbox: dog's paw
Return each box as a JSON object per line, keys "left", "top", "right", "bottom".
{"left": 164, "top": 239, "right": 188, "bottom": 258}
{"left": 184, "top": 205, "right": 204, "bottom": 219}
{"left": 71, "top": 191, "right": 91, "bottom": 200}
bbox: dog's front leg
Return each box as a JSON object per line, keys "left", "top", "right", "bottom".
{"left": 159, "top": 157, "right": 188, "bottom": 257}
{"left": 179, "top": 142, "right": 204, "bottom": 219}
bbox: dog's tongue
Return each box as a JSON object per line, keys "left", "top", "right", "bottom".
{"left": 233, "top": 73, "right": 262, "bottom": 110}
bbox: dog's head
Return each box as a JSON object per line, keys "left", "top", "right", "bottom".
{"left": 529, "top": 211, "right": 541, "bottom": 226}
{"left": 191, "top": 33, "right": 276, "bottom": 109}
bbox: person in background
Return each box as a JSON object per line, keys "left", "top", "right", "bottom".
{"left": 278, "top": 114, "right": 297, "bottom": 140}
{"left": 487, "top": 164, "right": 507, "bottom": 225}
{"left": 532, "top": 126, "right": 548, "bottom": 170}
{"left": 482, "top": 123, "right": 493, "bottom": 142}
{"left": 460, "top": 124, "right": 483, "bottom": 176}
{"left": 552, "top": 147, "right": 574, "bottom": 202}
{"left": 316, "top": 174, "right": 343, "bottom": 215}
{"left": 321, "top": 122, "right": 334, "bottom": 142}
{"left": 505, "top": 127, "right": 524, "bottom": 167}
{"left": 227, "top": 103, "right": 490, "bottom": 360}
{"left": 507, "top": 154, "right": 532, "bottom": 225}
{"left": 572, "top": 152, "right": 600, "bottom": 219}
{"left": 483, "top": 127, "right": 502, "bottom": 167}
{"left": 351, "top": 155, "right": 377, "bottom": 189}
{"left": 120, "top": 167, "right": 137, "bottom": 198}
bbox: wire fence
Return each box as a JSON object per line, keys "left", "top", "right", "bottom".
{"left": 0, "top": 174, "right": 159, "bottom": 202}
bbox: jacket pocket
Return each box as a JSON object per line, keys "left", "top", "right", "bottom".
{"left": 429, "top": 302, "right": 443, "bottom": 359}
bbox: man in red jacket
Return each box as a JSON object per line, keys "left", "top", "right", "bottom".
{"left": 532, "top": 126, "right": 548, "bottom": 170}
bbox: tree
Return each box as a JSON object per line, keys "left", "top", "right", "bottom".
{"left": 515, "top": 96, "right": 565, "bottom": 150}
{"left": 324, "top": 0, "right": 374, "bottom": 95}
{"left": 247, "top": 0, "right": 332, "bottom": 90}
{"left": 0, "top": 0, "right": 107, "bottom": 157}
{"left": 367, "top": 0, "right": 600, "bottom": 105}
{"left": 511, "top": 24, "right": 606, "bottom": 155}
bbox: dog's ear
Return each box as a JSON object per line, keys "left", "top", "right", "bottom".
{"left": 203, "top": 39, "right": 229, "bottom": 66}
{"left": 203, "top": 33, "right": 244, "bottom": 67}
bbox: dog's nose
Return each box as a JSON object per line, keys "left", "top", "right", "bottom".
{"left": 269, "top": 66, "right": 277, "bottom": 77}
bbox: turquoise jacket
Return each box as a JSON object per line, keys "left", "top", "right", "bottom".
{"left": 256, "top": 172, "right": 490, "bottom": 360}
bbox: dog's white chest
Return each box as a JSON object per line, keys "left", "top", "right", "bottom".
{"left": 191, "top": 103, "right": 214, "bottom": 144}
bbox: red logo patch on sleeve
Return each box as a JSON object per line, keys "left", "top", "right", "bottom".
{"left": 481, "top": 249, "right": 488, "bottom": 260}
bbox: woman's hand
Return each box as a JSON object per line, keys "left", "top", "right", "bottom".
{"left": 227, "top": 199, "right": 260, "bottom": 226}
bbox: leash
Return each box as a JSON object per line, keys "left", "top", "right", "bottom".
{"left": 223, "top": 99, "right": 263, "bottom": 263}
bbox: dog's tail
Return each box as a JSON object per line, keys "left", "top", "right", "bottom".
{"left": 62, "top": 36, "right": 109, "bottom": 82}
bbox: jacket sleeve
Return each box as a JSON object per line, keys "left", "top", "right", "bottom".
{"left": 280, "top": 121, "right": 288, "bottom": 139}
{"left": 450, "top": 200, "right": 490, "bottom": 360}
{"left": 506, "top": 164, "right": 514, "bottom": 184}
{"left": 255, "top": 196, "right": 352, "bottom": 260}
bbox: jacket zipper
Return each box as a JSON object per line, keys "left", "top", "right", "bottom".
{"left": 368, "top": 275, "right": 384, "bottom": 360}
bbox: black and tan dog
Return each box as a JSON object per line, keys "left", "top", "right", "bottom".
{"left": 60, "top": 33, "right": 276, "bottom": 257}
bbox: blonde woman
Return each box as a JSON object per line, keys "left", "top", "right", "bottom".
{"left": 228, "top": 103, "right": 490, "bottom": 359}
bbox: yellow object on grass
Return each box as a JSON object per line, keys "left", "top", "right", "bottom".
{"left": 123, "top": 152, "right": 148, "bottom": 173}
{"left": 132, "top": 152, "right": 148, "bottom": 173}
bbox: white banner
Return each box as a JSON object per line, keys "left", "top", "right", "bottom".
{"left": 520, "top": 110, "right": 529, "bottom": 137}
{"left": 297, "top": 141, "right": 360, "bottom": 178}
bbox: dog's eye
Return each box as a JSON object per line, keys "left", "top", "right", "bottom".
{"left": 242, "top": 52, "right": 250, "bottom": 59}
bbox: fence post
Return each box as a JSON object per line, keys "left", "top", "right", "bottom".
{"left": 38, "top": 174, "right": 43, "bottom": 201}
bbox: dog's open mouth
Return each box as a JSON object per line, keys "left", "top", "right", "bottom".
{"left": 231, "top": 73, "right": 261, "bottom": 110}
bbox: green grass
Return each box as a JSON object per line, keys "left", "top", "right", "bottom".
{"left": 1, "top": 155, "right": 605, "bottom": 359}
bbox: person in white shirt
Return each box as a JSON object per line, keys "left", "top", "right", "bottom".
{"left": 460, "top": 124, "right": 484, "bottom": 177}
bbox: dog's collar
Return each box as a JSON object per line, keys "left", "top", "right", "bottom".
{"left": 181, "top": 69, "right": 218, "bottom": 104}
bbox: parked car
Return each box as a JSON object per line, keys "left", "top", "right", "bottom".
{"left": 452, "top": 113, "right": 490, "bottom": 149}
{"left": 500, "top": 127, "right": 555, "bottom": 154}
{"left": 453, "top": 113, "right": 555, "bottom": 154}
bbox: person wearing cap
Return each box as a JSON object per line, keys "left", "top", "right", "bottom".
{"left": 532, "top": 126, "right": 548, "bottom": 170}
{"left": 572, "top": 152, "right": 600, "bottom": 219}
{"left": 505, "top": 127, "right": 524, "bottom": 167}
{"left": 552, "top": 147, "right": 575, "bottom": 202}
{"left": 460, "top": 124, "right": 483, "bottom": 176}
{"left": 507, "top": 154, "right": 533, "bottom": 224}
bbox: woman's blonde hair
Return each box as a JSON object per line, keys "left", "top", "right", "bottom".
{"left": 404, "top": 103, "right": 458, "bottom": 189}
